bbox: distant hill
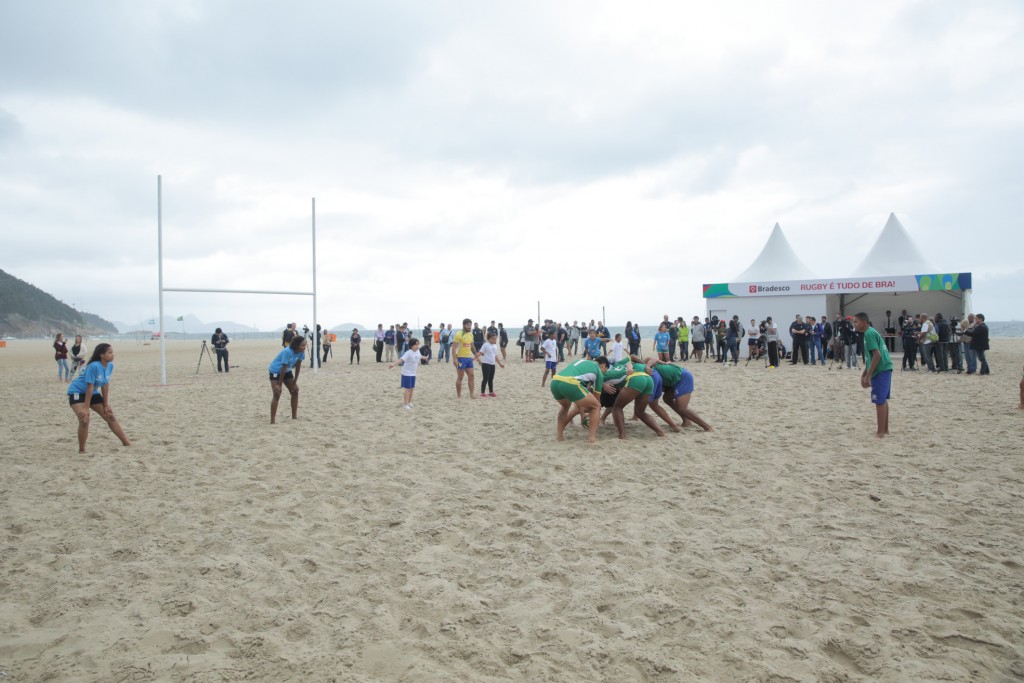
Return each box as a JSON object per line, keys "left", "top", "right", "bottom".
{"left": 0, "top": 269, "right": 118, "bottom": 337}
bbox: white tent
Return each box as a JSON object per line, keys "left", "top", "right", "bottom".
{"left": 831, "top": 213, "right": 969, "bottom": 336}
{"left": 850, "top": 213, "right": 933, "bottom": 276}
{"left": 704, "top": 215, "right": 972, "bottom": 358}
{"left": 705, "top": 224, "right": 825, "bottom": 358}
{"left": 735, "top": 222, "right": 816, "bottom": 282}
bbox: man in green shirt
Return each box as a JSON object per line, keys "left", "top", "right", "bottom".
{"left": 854, "top": 312, "right": 892, "bottom": 438}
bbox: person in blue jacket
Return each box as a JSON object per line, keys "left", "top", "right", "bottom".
{"left": 269, "top": 336, "right": 307, "bottom": 424}
{"left": 66, "top": 343, "right": 131, "bottom": 453}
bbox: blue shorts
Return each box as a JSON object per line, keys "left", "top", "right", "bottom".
{"left": 545, "top": 361, "right": 557, "bottom": 370}
{"left": 401, "top": 375, "right": 416, "bottom": 389}
{"left": 457, "top": 357, "right": 474, "bottom": 370}
{"left": 870, "top": 370, "right": 891, "bottom": 405}
{"left": 672, "top": 368, "right": 695, "bottom": 400}
{"left": 650, "top": 368, "right": 664, "bottom": 401}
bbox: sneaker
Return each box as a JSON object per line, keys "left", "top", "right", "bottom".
{"left": 489, "top": 392, "right": 497, "bottom": 397}
{"left": 403, "top": 404, "right": 412, "bottom": 410}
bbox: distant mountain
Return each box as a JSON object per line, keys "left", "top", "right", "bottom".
{"left": 117, "top": 315, "right": 260, "bottom": 334}
{"left": 0, "top": 269, "right": 118, "bottom": 337}
{"left": 326, "top": 322, "right": 367, "bottom": 333}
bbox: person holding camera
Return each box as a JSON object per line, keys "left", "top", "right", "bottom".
{"left": 211, "top": 327, "right": 230, "bottom": 372}
{"left": 901, "top": 317, "right": 918, "bottom": 370}
{"left": 842, "top": 316, "right": 859, "bottom": 369}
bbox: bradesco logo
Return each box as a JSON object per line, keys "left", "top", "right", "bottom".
{"left": 750, "top": 284, "right": 791, "bottom": 293}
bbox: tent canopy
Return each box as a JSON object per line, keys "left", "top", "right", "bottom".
{"left": 850, "top": 213, "right": 933, "bottom": 277}
{"left": 734, "top": 222, "right": 817, "bottom": 282}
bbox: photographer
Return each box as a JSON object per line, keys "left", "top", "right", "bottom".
{"left": 948, "top": 316, "right": 962, "bottom": 372}
{"left": 934, "top": 313, "right": 951, "bottom": 372}
{"left": 211, "top": 327, "right": 230, "bottom": 373}
{"left": 901, "top": 317, "right": 918, "bottom": 370}
{"left": 842, "top": 316, "right": 859, "bottom": 369}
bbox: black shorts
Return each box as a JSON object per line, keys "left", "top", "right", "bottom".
{"left": 69, "top": 392, "right": 104, "bottom": 406}
{"left": 269, "top": 371, "right": 295, "bottom": 382}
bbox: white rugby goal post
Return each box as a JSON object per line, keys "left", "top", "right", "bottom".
{"left": 156, "top": 175, "right": 319, "bottom": 384}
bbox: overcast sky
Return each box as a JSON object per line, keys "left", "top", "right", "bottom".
{"left": 2, "top": 0, "right": 1022, "bottom": 330}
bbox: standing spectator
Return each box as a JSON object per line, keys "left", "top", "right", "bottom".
{"left": 726, "top": 318, "right": 740, "bottom": 365}
{"left": 384, "top": 325, "right": 396, "bottom": 362}
{"left": 654, "top": 322, "right": 670, "bottom": 361}
{"left": 961, "top": 315, "right": 977, "bottom": 374}
{"left": 970, "top": 313, "right": 990, "bottom": 375}
{"left": 472, "top": 322, "right": 485, "bottom": 353}
{"left": 677, "top": 318, "right": 689, "bottom": 361}
{"left": 917, "top": 314, "right": 937, "bottom": 372}
{"left": 395, "top": 324, "right": 406, "bottom": 359}
{"left": 690, "top": 317, "right": 705, "bottom": 362}
{"left": 568, "top": 320, "right": 581, "bottom": 356}
{"left": 883, "top": 310, "right": 897, "bottom": 352}
{"left": 901, "top": 316, "right": 918, "bottom": 370}
{"left": 54, "top": 333, "right": 70, "bottom": 382}
{"left": 625, "top": 321, "right": 641, "bottom": 356}
{"left": 820, "top": 315, "right": 833, "bottom": 362}
{"left": 715, "top": 320, "right": 727, "bottom": 362}
{"left": 583, "top": 328, "right": 602, "bottom": 360}
{"left": 211, "top": 327, "right": 230, "bottom": 372}
{"left": 374, "top": 324, "right": 386, "bottom": 362}
{"left": 321, "top": 329, "right": 332, "bottom": 364}
{"left": 597, "top": 321, "right": 610, "bottom": 356}
{"left": 809, "top": 316, "right": 824, "bottom": 365}
{"left": 437, "top": 323, "right": 452, "bottom": 363}
{"left": 349, "top": 328, "right": 361, "bottom": 364}
{"left": 523, "top": 319, "right": 538, "bottom": 362}
{"left": 789, "top": 315, "right": 808, "bottom": 365}
{"left": 842, "top": 316, "right": 859, "bottom": 369}
{"left": 667, "top": 320, "right": 678, "bottom": 361}
{"left": 498, "top": 323, "right": 508, "bottom": 361}
{"left": 309, "top": 325, "right": 321, "bottom": 369}
{"left": 556, "top": 322, "right": 568, "bottom": 361}
{"left": 282, "top": 323, "right": 297, "bottom": 347}
{"left": 765, "top": 317, "right": 780, "bottom": 367}
{"left": 422, "top": 323, "right": 433, "bottom": 355}
{"left": 746, "top": 319, "right": 760, "bottom": 360}
{"left": 935, "top": 313, "right": 951, "bottom": 372}
{"left": 704, "top": 318, "right": 715, "bottom": 359}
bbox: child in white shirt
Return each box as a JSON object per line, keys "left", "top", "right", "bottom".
{"left": 540, "top": 331, "right": 559, "bottom": 387}
{"left": 611, "top": 333, "right": 625, "bottom": 363}
{"left": 389, "top": 338, "right": 421, "bottom": 409}
{"left": 479, "top": 333, "right": 505, "bottom": 397}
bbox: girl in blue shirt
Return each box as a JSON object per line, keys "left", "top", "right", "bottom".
{"left": 66, "top": 343, "right": 131, "bottom": 453}
{"left": 654, "top": 323, "right": 671, "bottom": 362}
{"left": 269, "top": 336, "right": 307, "bottom": 423}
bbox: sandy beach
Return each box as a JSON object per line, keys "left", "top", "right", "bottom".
{"left": 2, "top": 337, "right": 1023, "bottom": 682}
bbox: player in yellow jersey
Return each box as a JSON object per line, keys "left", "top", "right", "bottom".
{"left": 452, "top": 318, "right": 481, "bottom": 399}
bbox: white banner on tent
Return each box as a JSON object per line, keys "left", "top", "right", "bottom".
{"left": 708, "top": 274, "right": 925, "bottom": 299}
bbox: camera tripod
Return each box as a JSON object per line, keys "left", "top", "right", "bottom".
{"left": 196, "top": 340, "right": 216, "bottom": 374}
